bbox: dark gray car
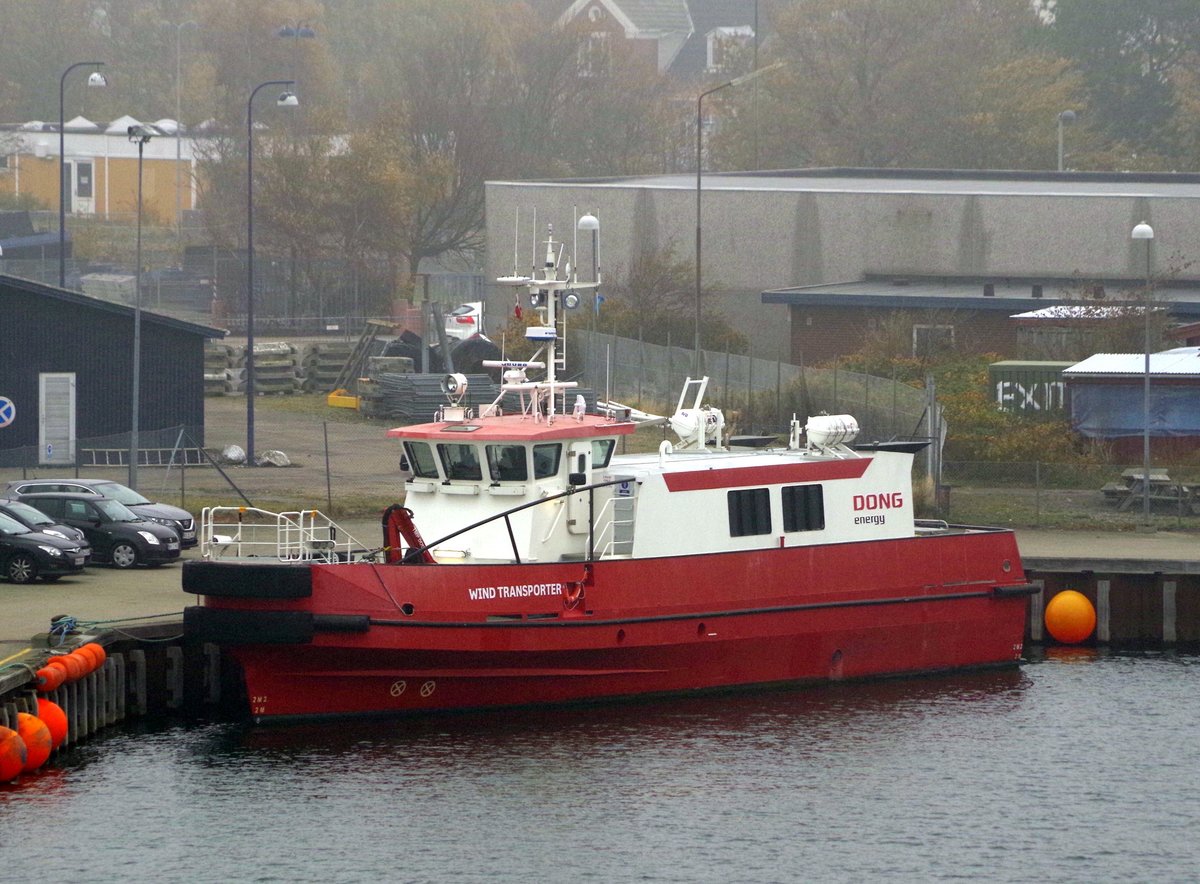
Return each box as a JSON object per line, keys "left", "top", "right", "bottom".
{"left": 2, "top": 479, "right": 196, "bottom": 547}
{"left": 20, "top": 493, "right": 181, "bottom": 569}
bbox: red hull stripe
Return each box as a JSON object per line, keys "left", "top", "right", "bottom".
{"left": 663, "top": 458, "right": 871, "bottom": 491}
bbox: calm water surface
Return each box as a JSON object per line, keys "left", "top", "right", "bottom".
{"left": 3, "top": 649, "right": 1199, "bottom": 883}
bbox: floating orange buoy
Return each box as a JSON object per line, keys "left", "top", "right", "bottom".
{"left": 16, "top": 713, "right": 52, "bottom": 772}
{"left": 35, "top": 665, "right": 65, "bottom": 692}
{"left": 1045, "top": 589, "right": 1096, "bottom": 644}
{"left": 0, "top": 726, "right": 26, "bottom": 781}
{"left": 36, "top": 699, "right": 69, "bottom": 749}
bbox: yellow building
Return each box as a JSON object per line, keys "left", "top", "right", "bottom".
{"left": 0, "top": 115, "right": 197, "bottom": 226}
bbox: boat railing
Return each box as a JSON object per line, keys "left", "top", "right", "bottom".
{"left": 592, "top": 496, "right": 634, "bottom": 558}
{"left": 200, "top": 506, "right": 371, "bottom": 563}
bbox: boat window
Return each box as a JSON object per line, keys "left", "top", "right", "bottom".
{"left": 404, "top": 442, "right": 440, "bottom": 479}
{"left": 727, "top": 488, "right": 771, "bottom": 537}
{"left": 438, "top": 443, "right": 482, "bottom": 481}
{"left": 783, "top": 485, "right": 825, "bottom": 532}
{"left": 533, "top": 443, "right": 562, "bottom": 479}
{"left": 591, "top": 439, "right": 615, "bottom": 468}
{"left": 487, "top": 444, "right": 528, "bottom": 482}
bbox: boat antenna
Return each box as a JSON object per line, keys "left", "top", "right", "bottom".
{"left": 511, "top": 208, "right": 520, "bottom": 277}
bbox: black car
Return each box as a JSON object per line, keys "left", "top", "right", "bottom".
{"left": 0, "top": 497, "right": 92, "bottom": 562}
{"left": 21, "top": 493, "right": 181, "bottom": 569}
{"left": 0, "top": 511, "right": 88, "bottom": 584}
{"left": 2, "top": 479, "right": 197, "bottom": 548}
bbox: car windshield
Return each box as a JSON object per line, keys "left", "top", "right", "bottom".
{"left": 0, "top": 512, "right": 31, "bottom": 534}
{"left": 95, "top": 499, "right": 141, "bottom": 521}
{"left": 93, "top": 482, "right": 152, "bottom": 506}
{"left": 2, "top": 500, "right": 52, "bottom": 526}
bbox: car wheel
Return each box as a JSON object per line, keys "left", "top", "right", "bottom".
{"left": 110, "top": 542, "right": 139, "bottom": 569}
{"left": 7, "top": 553, "right": 38, "bottom": 584}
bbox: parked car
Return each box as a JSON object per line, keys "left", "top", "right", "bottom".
{"left": 18, "top": 493, "right": 181, "bottom": 569}
{"left": 0, "top": 497, "right": 92, "bottom": 561}
{"left": 2, "top": 479, "right": 196, "bottom": 547}
{"left": 0, "top": 511, "right": 88, "bottom": 584}
{"left": 444, "top": 302, "right": 484, "bottom": 341}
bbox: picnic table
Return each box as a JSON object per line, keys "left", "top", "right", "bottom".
{"left": 1101, "top": 468, "right": 1198, "bottom": 514}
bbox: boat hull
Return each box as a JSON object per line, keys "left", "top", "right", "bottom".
{"left": 185, "top": 530, "right": 1034, "bottom": 722}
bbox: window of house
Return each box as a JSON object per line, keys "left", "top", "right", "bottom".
{"left": 728, "top": 488, "right": 771, "bottom": 537}
{"left": 912, "top": 324, "right": 954, "bottom": 358}
{"left": 783, "top": 485, "right": 825, "bottom": 532}
{"left": 578, "top": 31, "right": 610, "bottom": 78}
{"left": 706, "top": 26, "right": 754, "bottom": 72}
{"left": 403, "top": 442, "right": 440, "bottom": 479}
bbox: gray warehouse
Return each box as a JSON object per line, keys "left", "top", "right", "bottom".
{"left": 484, "top": 168, "right": 1200, "bottom": 363}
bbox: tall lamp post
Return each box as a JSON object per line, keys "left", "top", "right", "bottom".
{"left": 1131, "top": 221, "right": 1155, "bottom": 528}
{"left": 246, "top": 80, "right": 298, "bottom": 465}
{"left": 165, "top": 20, "right": 197, "bottom": 238}
{"left": 1057, "top": 109, "right": 1076, "bottom": 172}
{"left": 127, "top": 124, "right": 157, "bottom": 489}
{"left": 59, "top": 62, "right": 106, "bottom": 288}
{"left": 695, "top": 61, "right": 783, "bottom": 375}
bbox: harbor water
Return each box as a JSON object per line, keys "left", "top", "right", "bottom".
{"left": 3, "top": 648, "right": 1199, "bottom": 882}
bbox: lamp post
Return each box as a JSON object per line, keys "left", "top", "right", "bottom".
{"left": 695, "top": 61, "right": 783, "bottom": 375}
{"left": 1131, "top": 221, "right": 1154, "bottom": 528}
{"left": 59, "top": 61, "right": 106, "bottom": 288}
{"left": 165, "top": 21, "right": 197, "bottom": 238}
{"left": 246, "top": 80, "right": 298, "bottom": 466}
{"left": 1057, "top": 109, "right": 1076, "bottom": 172}
{"left": 127, "top": 124, "right": 157, "bottom": 489}
{"left": 277, "top": 22, "right": 316, "bottom": 91}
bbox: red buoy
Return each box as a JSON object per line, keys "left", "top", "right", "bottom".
{"left": 16, "top": 712, "right": 52, "bottom": 771}
{"left": 0, "top": 726, "right": 26, "bottom": 781}
{"left": 36, "top": 699, "right": 69, "bottom": 749}
{"left": 59, "top": 652, "right": 86, "bottom": 681}
{"left": 45, "top": 656, "right": 72, "bottom": 681}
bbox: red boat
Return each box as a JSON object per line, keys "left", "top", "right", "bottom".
{"left": 184, "top": 224, "right": 1036, "bottom": 723}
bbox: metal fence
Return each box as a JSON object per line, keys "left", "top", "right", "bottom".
{"left": 575, "top": 330, "right": 936, "bottom": 445}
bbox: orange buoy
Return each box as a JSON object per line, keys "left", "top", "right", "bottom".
{"left": 45, "top": 656, "right": 72, "bottom": 680}
{"left": 81, "top": 642, "right": 107, "bottom": 669}
{"left": 16, "top": 712, "right": 52, "bottom": 772}
{"left": 35, "top": 666, "right": 65, "bottom": 692}
{"left": 74, "top": 645, "right": 100, "bottom": 673}
{"left": 0, "top": 726, "right": 26, "bottom": 781}
{"left": 1045, "top": 589, "right": 1097, "bottom": 644}
{"left": 36, "top": 699, "right": 69, "bottom": 749}
{"left": 57, "top": 652, "right": 85, "bottom": 681}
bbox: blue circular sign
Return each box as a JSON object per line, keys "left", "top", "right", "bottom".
{"left": 0, "top": 396, "right": 14, "bottom": 429}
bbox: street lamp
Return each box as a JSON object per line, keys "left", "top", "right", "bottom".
{"left": 164, "top": 20, "right": 197, "bottom": 237}
{"left": 277, "top": 22, "right": 316, "bottom": 92}
{"left": 695, "top": 61, "right": 784, "bottom": 375}
{"left": 1057, "top": 109, "right": 1076, "bottom": 172}
{"left": 59, "top": 61, "right": 106, "bottom": 288}
{"left": 246, "top": 80, "right": 298, "bottom": 465}
{"left": 1131, "top": 221, "right": 1154, "bottom": 528}
{"left": 128, "top": 124, "right": 157, "bottom": 489}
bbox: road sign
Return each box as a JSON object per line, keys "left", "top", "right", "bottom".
{"left": 0, "top": 396, "right": 14, "bottom": 428}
